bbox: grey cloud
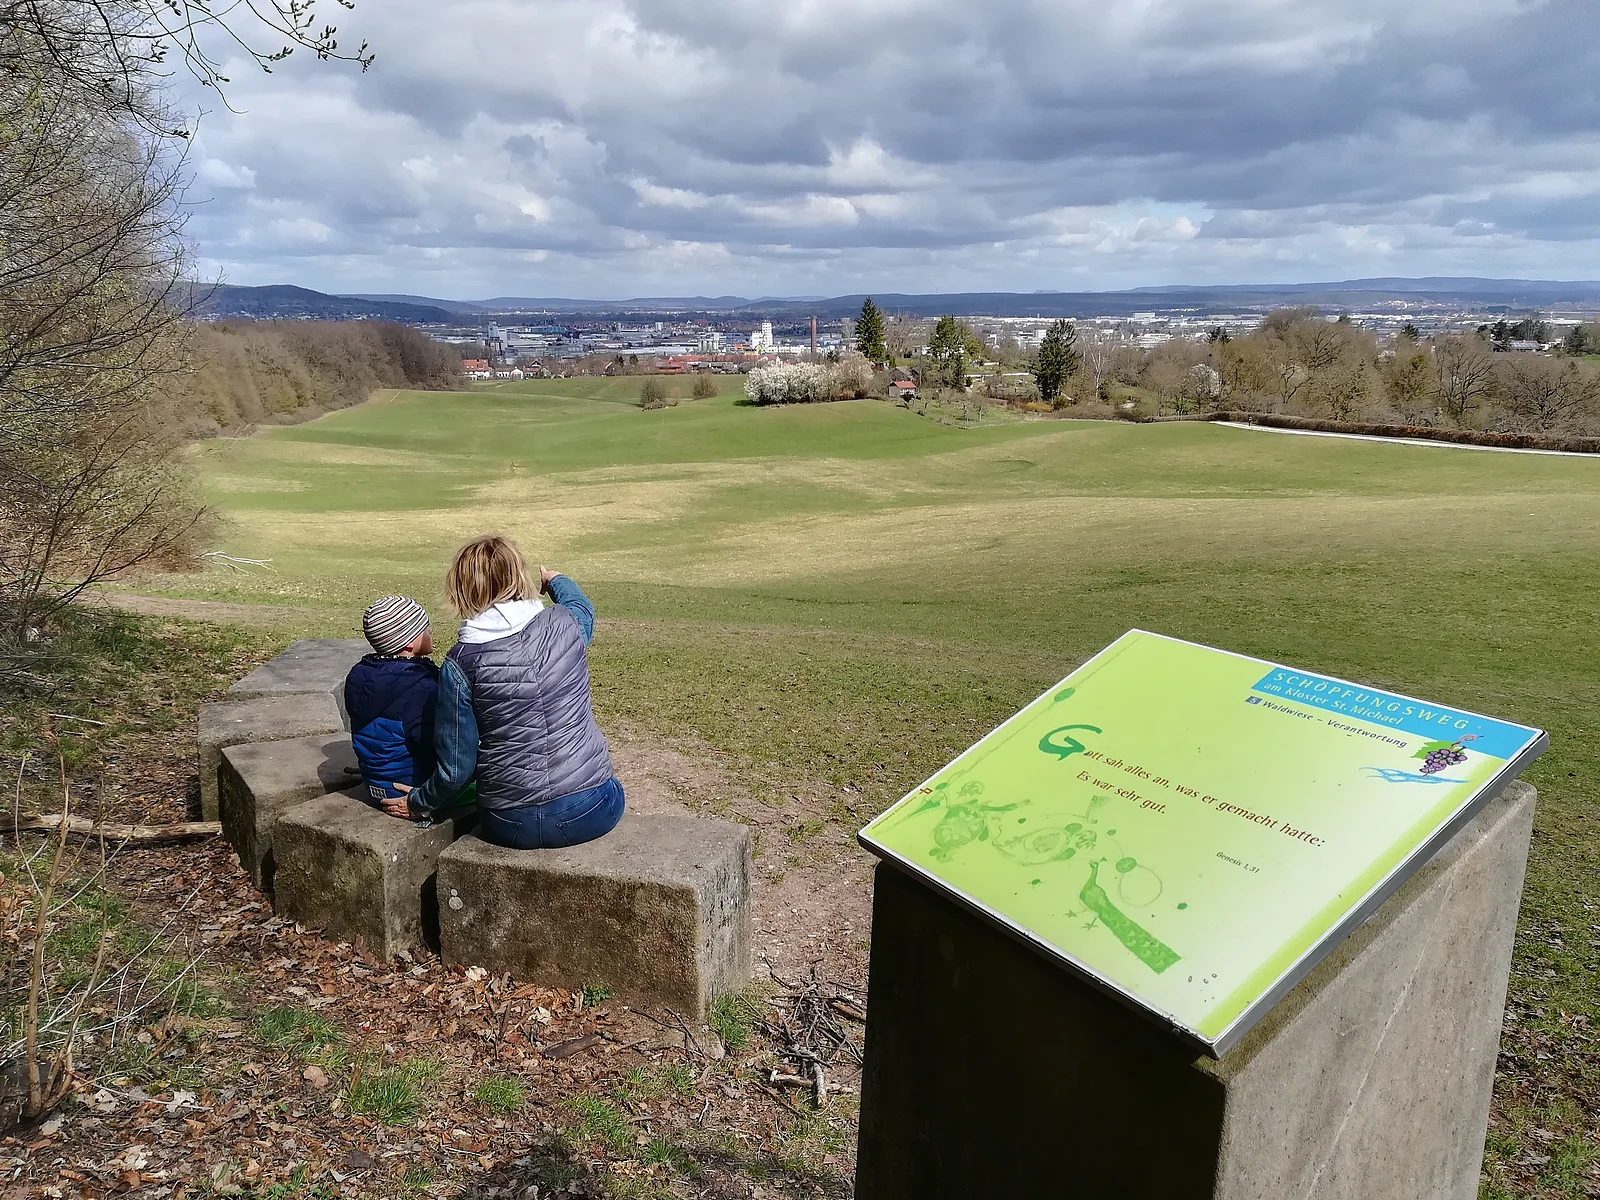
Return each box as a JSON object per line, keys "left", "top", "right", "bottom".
{"left": 181, "top": 0, "right": 1600, "bottom": 296}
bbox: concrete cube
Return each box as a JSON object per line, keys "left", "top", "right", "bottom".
{"left": 272, "top": 789, "right": 476, "bottom": 959}
{"left": 437, "top": 813, "right": 752, "bottom": 1016}
{"left": 219, "top": 733, "right": 362, "bottom": 890}
{"left": 226, "top": 638, "right": 369, "bottom": 727}
{"left": 855, "top": 780, "right": 1537, "bottom": 1200}
{"left": 196, "top": 693, "right": 344, "bottom": 820}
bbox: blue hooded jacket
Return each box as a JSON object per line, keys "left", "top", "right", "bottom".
{"left": 343, "top": 655, "right": 439, "bottom": 801}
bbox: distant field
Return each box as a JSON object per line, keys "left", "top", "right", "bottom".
{"left": 175, "top": 376, "right": 1600, "bottom": 807}
{"left": 151, "top": 375, "right": 1600, "bottom": 1195}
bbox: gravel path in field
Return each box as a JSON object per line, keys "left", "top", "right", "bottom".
{"left": 93, "top": 591, "right": 324, "bottom": 623}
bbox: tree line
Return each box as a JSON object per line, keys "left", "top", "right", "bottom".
{"left": 184, "top": 320, "right": 462, "bottom": 433}
{"left": 851, "top": 298, "right": 1600, "bottom": 435}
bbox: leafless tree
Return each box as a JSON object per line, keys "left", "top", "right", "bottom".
{"left": 1430, "top": 334, "right": 1496, "bottom": 427}
{"left": 1257, "top": 308, "right": 1354, "bottom": 408}
{"left": 1214, "top": 336, "right": 1276, "bottom": 405}
{"left": 1078, "top": 328, "right": 1127, "bottom": 396}
{"left": 1495, "top": 355, "right": 1596, "bottom": 432}
{"left": 1381, "top": 341, "right": 1432, "bottom": 420}
{"left": 0, "top": 72, "right": 207, "bottom": 641}
{"left": 884, "top": 314, "right": 922, "bottom": 364}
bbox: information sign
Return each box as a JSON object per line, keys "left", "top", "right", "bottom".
{"left": 858, "top": 630, "right": 1546, "bottom": 1055}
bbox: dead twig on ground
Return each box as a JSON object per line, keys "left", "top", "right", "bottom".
{"left": 9, "top": 815, "right": 219, "bottom": 842}
{"left": 755, "top": 960, "right": 866, "bottom": 1106}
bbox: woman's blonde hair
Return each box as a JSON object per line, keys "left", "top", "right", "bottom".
{"left": 445, "top": 535, "right": 536, "bottom": 618}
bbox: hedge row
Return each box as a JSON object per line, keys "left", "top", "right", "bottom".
{"left": 1149, "top": 411, "right": 1600, "bottom": 454}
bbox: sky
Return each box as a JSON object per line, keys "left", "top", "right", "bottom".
{"left": 182, "top": 0, "right": 1600, "bottom": 300}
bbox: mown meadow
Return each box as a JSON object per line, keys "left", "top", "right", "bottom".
{"left": 139, "top": 376, "right": 1600, "bottom": 1196}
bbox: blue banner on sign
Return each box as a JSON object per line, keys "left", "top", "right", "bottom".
{"left": 1250, "top": 669, "right": 1538, "bottom": 761}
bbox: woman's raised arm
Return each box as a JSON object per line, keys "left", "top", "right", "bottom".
{"left": 542, "top": 571, "right": 595, "bottom": 645}
{"left": 398, "top": 658, "right": 478, "bottom": 818}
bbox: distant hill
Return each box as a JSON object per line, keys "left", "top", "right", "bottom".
{"left": 340, "top": 293, "right": 489, "bottom": 314}
{"left": 195, "top": 278, "right": 1600, "bottom": 323}
{"left": 744, "top": 280, "right": 1600, "bottom": 319}
{"left": 197, "top": 284, "right": 458, "bottom": 323}
{"left": 461, "top": 279, "right": 1600, "bottom": 319}
{"left": 474, "top": 295, "right": 758, "bottom": 312}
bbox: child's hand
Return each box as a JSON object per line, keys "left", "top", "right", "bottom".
{"left": 380, "top": 784, "right": 419, "bottom": 820}
{"left": 540, "top": 565, "right": 560, "bottom": 589}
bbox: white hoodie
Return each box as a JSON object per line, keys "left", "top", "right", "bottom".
{"left": 457, "top": 597, "right": 545, "bottom": 645}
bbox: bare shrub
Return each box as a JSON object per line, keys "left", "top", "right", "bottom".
{"left": 639, "top": 378, "right": 669, "bottom": 409}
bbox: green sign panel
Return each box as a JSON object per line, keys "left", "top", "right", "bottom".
{"left": 858, "top": 630, "right": 1546, "bottom": 1056}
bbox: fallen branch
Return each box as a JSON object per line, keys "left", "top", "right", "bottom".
{"left": 541, "top": 1033, "right": 603, "bottom": 1060}
{"left": 200, "top": 552, "right": 275, "bottom": 572}
{"left": 10, "top": 815, "right": 220, "bottom": 842}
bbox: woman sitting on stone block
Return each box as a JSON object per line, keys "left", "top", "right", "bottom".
{"left": 382, "top": 534, "right": 625, "bottom": 849}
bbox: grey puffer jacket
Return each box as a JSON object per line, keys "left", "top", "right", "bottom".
{"left": 402, "top": 576, "right": 613, "bottom": 819}
{"left": 448, "top": 599, "right": 613, "bottom": 810}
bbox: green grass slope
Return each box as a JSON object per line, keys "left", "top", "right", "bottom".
{"left": 153, "top": 378, "right": 1600, "bottom": 1195}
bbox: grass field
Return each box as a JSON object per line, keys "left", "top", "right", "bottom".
{"left": 148, "top": 375, "right": 1600, "bottom": 1196}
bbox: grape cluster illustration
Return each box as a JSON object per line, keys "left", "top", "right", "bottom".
{"left": 1418, "top": 734, "right": 1479, "bottom": 776}
{"left": 1420, "top": 746, "right": 1467, "bottom": 774}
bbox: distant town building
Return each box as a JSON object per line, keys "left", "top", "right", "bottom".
{"left": 750, "top": 321, "right": 774, "bottom": 350}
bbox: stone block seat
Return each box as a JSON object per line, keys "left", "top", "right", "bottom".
{"left": 437, "top": 812, "right": 752, "bottom": 1016}
{"left": 226, "top": 637, "right": 368, "bottom": 725}
{"left": 219, "top": 733, "right": 362, "bottom": 890}
{"left": 272, "top": 789, "right": 476, "bottom": 959}
{"left": 197, "top": 693, "right": 344, "bottom": 821}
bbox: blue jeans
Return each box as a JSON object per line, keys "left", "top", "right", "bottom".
{"left": 477, "top": 777, "right": 625, "bottom": 849}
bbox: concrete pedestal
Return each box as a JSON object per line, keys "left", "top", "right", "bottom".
{"left": 196, "top": 694, "right": 345, "bottom": 820}
{"left": 226, "top": 638, "right": 368, "bottom": 727}
{"left": 437, "top": 812, "right": 752, "bottom": 1016}
{"left": 273, "top": 790, "right": 475, "bottom": 958}
{"left": 855, "top": 781, "right": 1536, "bottom": 1200}
{"left": 219, "top": 733, "right": 361, "bottom": 890}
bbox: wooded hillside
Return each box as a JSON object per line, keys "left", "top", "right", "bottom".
{"left": 180, "top": 320, "right": 464, "bottom": 434}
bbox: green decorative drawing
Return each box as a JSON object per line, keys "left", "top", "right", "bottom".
{"left": 1079, "top": 860, "right": 1181, "bottom": 974}
{"left": 924, "top": 781, "right": 1021, "bottom": 861}
{"left": 993, "top": 820, "right": 1096, "bottom": 866}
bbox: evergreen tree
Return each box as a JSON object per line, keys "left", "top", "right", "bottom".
{"left": 927, "top": 316, "right": 983, "bottom": 389}
{"left": 1031, "top": 320, "right": 1080, "bottom": 407}
{"left": 856, "top": 297, "right": 888, "bottom": 363}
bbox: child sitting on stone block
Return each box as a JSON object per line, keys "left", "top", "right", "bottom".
{"left": 345, "top": 595, "right": 443, "bottom": 806}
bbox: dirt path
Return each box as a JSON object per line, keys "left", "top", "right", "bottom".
{"left": 93, "top": 591, "right": 325, "bottom": 624}
{"left": 610, "top": 734, "right": 875, "bottom": 990}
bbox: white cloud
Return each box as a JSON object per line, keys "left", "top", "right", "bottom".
{"left": 198, "top": 158, "right": 255, "bottom": 189}
{"left": 266, "top": 217, "right": 333, "bottom": 244}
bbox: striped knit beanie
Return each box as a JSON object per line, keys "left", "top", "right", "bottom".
{"left": 362, "top": 596, "right": 430, "bottom": 655}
